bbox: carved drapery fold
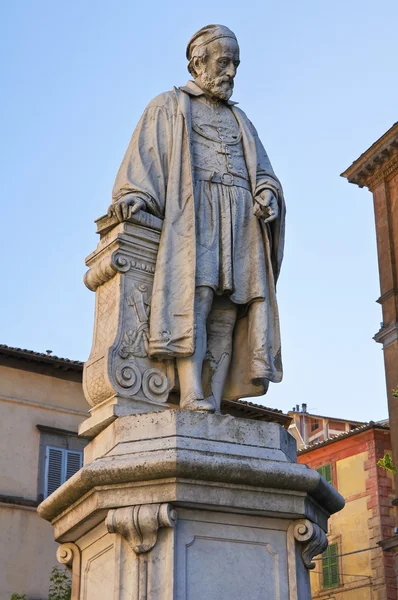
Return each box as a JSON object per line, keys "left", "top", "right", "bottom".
{"left": 106, "top": 503, "right": 177, "bottom": 554}
{"left": 56, "top": 542, "right": 81, "bottom": 600}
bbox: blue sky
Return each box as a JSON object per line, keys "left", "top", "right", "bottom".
{"left": 1, "top": 0, "right": 397, "bottom": 422}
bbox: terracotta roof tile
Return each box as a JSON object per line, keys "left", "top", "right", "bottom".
{"left": 298, "top": 421, "right": 390, "bottom": 454}
{"left": 0, "top": 344, "right": 83, "bottom": 371}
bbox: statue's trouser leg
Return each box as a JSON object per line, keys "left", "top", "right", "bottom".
{"left": 177, "top": 286, "right": 214, "bottom": 409}
{"left": 206, "top": 296, "right": 238, "bottom": 413}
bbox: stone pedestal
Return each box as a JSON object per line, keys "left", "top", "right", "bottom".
{"left": 81, "top": 211, "right": 178, "bottom": 438}
{"left": 38, "top": 412, "right": 344, "bottom": 599}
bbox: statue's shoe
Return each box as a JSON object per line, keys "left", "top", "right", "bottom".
{"left": 181, "top": 393, "right": 215, "bottom": 412}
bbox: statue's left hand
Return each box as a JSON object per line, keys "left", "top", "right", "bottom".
{"left": 253, "top": 190, "right": 279, "bottom": 223}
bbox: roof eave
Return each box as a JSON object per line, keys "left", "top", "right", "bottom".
{"left": 0, "top": 344, "right": 83, "bottom": 372}
{"left": 341, "top": 122, "right": 398, "bottom": 189}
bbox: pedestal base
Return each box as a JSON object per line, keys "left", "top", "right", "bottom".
{"left": 39, "top": 412, "right": 344, "bottom": 599}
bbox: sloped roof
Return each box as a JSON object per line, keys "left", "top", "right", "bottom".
{"left": 223, "top": 398, "right": 291, "bottom": 426}
{"left": 298, "top": 421, "right": 390, "bottom": 455}
{"left": 0, "top": 344, "right": 290, "bottom": 424}
{"left": 289, "top": 410, "right": 366, "bottom": 425}
{"left": 0, "top": 344, "right": 83, "bottom": 372}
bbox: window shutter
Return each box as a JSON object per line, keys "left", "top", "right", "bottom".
{"left": 45, "top": 447, "right": 63, "bottom": 497}
{"left": 322, "top": 548, "right": 330, "bottom": 588}
{"left": 66, "top": 450, "right": 82, "bottom": 480}
{"left": 317, "top": 464, "right": 333, "bottom": 486}
{"left": 329, "top": 543, "right": 339, "bottom": 586}
{"left": 322, "top": 542, "right": 339, "bottom": 589}
{"left": 324, "top": 464, "right": 332, "bottom": 485}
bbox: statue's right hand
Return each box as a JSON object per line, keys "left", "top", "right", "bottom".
{"left": 108, "top": 195, "right": 146, "bottom": 222}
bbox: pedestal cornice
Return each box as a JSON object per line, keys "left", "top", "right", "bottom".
{"left": 38, "top": 412, "right": 344, "bottom": 542}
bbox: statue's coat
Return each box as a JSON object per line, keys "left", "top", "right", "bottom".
{"left": 113, "top": 85, "right": 285, "bottom": 399}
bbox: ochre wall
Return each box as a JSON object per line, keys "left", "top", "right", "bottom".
{"left": 298, "top": 428, "right": 395, "bottom": 600}
{"left": 0, "top": 364, "right": 88, "bottom": 499}
{"left": 0, "top": 362, "right": 86, "bottom": 411}
{"left": 0, "top": 505, "right": 59, "bottom": 600}
{"left": 0, "top": 360, "right": 89, "bottom": 600}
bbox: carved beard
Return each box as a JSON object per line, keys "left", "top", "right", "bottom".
{"left": 200, "top": 73, "right": 234, "bottom": 101}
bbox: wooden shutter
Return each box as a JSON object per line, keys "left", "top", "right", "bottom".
{"left": 45, "top": 447, "right": 63, "bottom": 497}
{"left": 44, "top": 447, "right": 82, "bottom": 498}
{"left": 329, "top": 543, "right": 339, "bottom": 586}
{"left": 322, "top": 547, "right": 330, "bottom": 588}
{"left": 322, "top": 542, "right": 339, "bottom": 589}
{"left": 317, "top": 464, "right": 333, "bottom": 486}
{"left": 66, "top": 450, "right": 82, "bottom": 480}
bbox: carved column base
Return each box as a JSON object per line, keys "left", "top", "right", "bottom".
{"left": 40, "top": 412, "right": 344, "bottom": 599}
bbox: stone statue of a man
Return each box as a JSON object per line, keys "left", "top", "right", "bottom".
{"left": 110, "top": 24, "right": 285, "bottom": 413}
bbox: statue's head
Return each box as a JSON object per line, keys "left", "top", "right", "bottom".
{"left": 186, "top": 24, "right": 240, "bottom": 101}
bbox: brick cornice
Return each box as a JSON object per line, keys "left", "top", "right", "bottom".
{"left": 376, "top": 289, "right": 398, "bottom": 305}
{"left": 341, "top": 122, "right": 398, "bottom": 190}
{"left": 374, "top": 322, "right": 398, "bottom": 347}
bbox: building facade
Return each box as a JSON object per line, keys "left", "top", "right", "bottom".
{"left": 342, "top": 123, "right": 398, "bottom": 486}
{"left": 0, "top": 345, "right": 88, "bottom": 600}
{"left": 289, "top": 404, "right": 366, "bottom": 447}
{"left": 298, "top": 423, "right": 396, "bottom": 600}
{"left": 342, "top": 121, "right": 398, "bottom": 576}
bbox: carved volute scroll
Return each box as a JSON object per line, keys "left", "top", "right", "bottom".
{"left": 287, "top": 519, "right": 328, "bottom": 600}
{"left": 106, "top": 503, "right": 177, "bottom": 555}
{"left": 56, "top": 542, "right": 81, "bottom": 600}
{"left": 291, "top": 519, "right": 328, "bottom": 569}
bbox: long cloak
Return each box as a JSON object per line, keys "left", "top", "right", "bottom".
{"left": 113, "top": 85, "right": 286, "bottom": 400}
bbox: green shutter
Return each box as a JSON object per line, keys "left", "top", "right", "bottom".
{"left": 322, "top": 542, "right": 340, "bottom": 589}
{"left": 317, "top": 463, "right": 333, "bottom": 486}
{"left": 322, "top": 552, "right": 330, "bottom": 588}
{"left": 329, "top": 543, "right": 339, "bottom": 586}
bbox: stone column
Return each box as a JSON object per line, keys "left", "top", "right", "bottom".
{"left": 38, "top": 411, "right": 344, "bottom": 600}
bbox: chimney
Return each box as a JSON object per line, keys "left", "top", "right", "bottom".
{"left": 302, "top": 403, "right": 307, "bottom": 413}
{"left": 296, "top": 404, "right": 300, "bottom": 412}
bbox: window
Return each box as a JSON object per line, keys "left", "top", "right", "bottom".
{"left": 317, "top": 464, "right": 333, "bottom": 485}
{"left": 311, "top": 419, "right": 319, "bottom": 432}
{"left": 37, "top": 425, "right": 88, "bottom": 501}
{"left": 322, "top": 542, "right": 340, "bottom": 589}
{"left": 44, "top": 446, "right": 83, "bottom": 498}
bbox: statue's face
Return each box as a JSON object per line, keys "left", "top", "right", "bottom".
{"left": 196, "top": 38, "right": 240, "bottom": 101}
